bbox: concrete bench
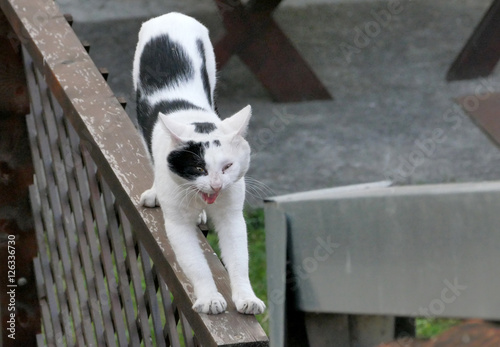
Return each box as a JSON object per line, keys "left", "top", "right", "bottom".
{"left": 0, "top": 0, "right": 268, "bottom": 345}
{"left": 265, "top": 181, "right": 500, "bottom": 347}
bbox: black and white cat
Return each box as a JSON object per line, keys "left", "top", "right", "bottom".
{"left": 133, "top": 13, "right": 265, "bottom": 315}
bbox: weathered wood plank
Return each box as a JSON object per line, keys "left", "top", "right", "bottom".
{"left": 214, "top": 0, "right": 331, "bottom": 102}
{"left": 82, "top": 151, "right": 125, "bottom": 347}
{"left": 139, "top": 243, "right": 166, "bottom": 347}
{"left": 65, "top": 112, "right": 112, "bottom": 346}
{"left": 119, "top": 208, "right": 155, "bottom": 345}
{"left": 447, "top": 0, "right": 500, "bottom": 81}
{"left": 100, "top": 179, "right": 143, "bottom": 346}
{"left": 457, "top": 92, "right": 500, "bottom": 149}
{"left": 48, "top": 91, "right": 105, "bottom": 346}
{"left": 25, "top": 83, "right": 74, "bottom": 345}
{"left": 32, "top": 60, "right": 97, "bottom": 346}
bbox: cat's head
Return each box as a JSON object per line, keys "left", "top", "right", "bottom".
{"left": 160, "top": 105, "right": 251, "bottom": 204}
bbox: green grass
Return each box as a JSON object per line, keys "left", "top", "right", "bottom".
{"left": 416, "top": 318, "right": 462, "bottom": 339}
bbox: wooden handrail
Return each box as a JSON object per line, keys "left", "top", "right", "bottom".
{"left": 0, "top": 0, "right": 268, "bottom": 345}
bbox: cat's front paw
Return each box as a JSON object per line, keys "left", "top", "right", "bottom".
{"left": 233, "top": 294, "right": 266, "bottom": 315}
{"left": 140, "top": 188, "right": 158, "bottom": 207}
{"left": 192, "top": 292, "right": 227, "bottom": 314}
{"left": 197, "top": 210, "right": 207, "bottom": 225}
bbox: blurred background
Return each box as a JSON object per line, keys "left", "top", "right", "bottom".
{"left": 2, "top": 1, "right": 500, "bottom": 345}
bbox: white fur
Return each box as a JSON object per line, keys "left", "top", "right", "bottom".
{"left": 133, "top": 13, "right": 265, "bottom": 315}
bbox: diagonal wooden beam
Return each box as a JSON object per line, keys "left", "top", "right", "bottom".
{"left": 447, "top": 0, "right": 500, "bottom": 81}
{"left": 457, "top": 92, "right": 500, "bottom": 149}
{"left": 214, "top": 0, "right": 332, "bottom": 102}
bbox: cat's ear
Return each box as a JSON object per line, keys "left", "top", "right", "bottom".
{"left": 221, "top": 105, "right": 251, "bottom": 138}
{"left": 159, "top": 112, "right": 190, "bottom": 145}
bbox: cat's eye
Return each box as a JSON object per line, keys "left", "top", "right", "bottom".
{"left": 196, "top": 167, "right": 207, "bottom": 174}
{"left": 222, "top": 163, "right": 233, "bottom": 173}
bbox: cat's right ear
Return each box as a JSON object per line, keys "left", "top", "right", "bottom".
{"left": 221, "top": 105, "right": 252, "bottom": 138}
{"left": 159, "top": 112, "right": 189, "bottom": 145}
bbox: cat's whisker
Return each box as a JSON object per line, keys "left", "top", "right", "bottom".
{"left": 180, "top": 187, "right": 197, "bottom": 207}
{"left": 188, "top": 188, "right": 202, "bottom": 206}
{"left": 171, "top": 183, "right": 197, "bottom": 206}
{"left": 171, "top": 184, "right": 189, "bottom": 201}
{"left": 244, "top": 177, "right": 275, "bottom": 204}
{"left": 245, "top": 177, "right": 274, "bottom": 197}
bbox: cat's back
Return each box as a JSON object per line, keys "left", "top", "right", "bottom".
{"left": 137, "top": 12, "right": 208, "bottom": 50}
{"left": 132, "top": 12, "right": 213, "bottom": 94}
{"left": 133, "top": 12, "right": 217, "bottom": 155}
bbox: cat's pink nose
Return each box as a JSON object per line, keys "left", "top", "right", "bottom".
{"left": 211, "top": 185, "right": 221, "bottom": 193}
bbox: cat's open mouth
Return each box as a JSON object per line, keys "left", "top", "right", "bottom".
{"left": 201, "top": 191, "right": 219, "bottom": 204}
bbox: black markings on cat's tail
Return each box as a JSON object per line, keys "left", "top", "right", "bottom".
{"left": 167, "top": 141, "right": 208, "bottom": 180}
{"left": 196, "top": 39, "right": 213, "bottom": 109}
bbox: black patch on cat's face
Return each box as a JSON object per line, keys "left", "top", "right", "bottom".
{"left": 139, "top": 35, "right": 194, "bottom": 95}
{"left": 213, "top": 140, "right": 221, "bottom": 147}
{"left": 167, "top": 141, "right": 207, "bottom": 180}
{"left": 196, "top": 39, "right": 212, "bottom": 107}
{"left": 192, "top": 122, "right": 216, "bottom": 134}
{"left": 203, "top": 141, "right": 210, "bottom": 148}
{"left": 137, "top": 98, "right": 204, "bottom": 154}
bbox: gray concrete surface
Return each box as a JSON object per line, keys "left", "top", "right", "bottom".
{"left": 65, "top": 0, "right": 500, "bottom": 198}
{"left": 57, "top": 0, "right": 366, "bottom": 22}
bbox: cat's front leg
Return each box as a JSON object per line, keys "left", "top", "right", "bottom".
{"left": 210, "top": 209, "right": 266, "bottom": 315}
{"left": 163, "top": 216, "right": 227, "bottom": 314}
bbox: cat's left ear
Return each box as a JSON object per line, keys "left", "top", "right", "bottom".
{"left": 159, "top": 112, "right": 190, "bottom": 145}
{"left": 221, "top": 105, "right": 251, "bottom": 138}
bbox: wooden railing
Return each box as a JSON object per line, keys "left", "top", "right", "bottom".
{"left": 0, "top": 0, "right": 269, "bottom": 345}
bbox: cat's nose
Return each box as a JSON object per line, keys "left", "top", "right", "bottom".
{"left": 210, "top": 185, "right": 221, "bottom": 193}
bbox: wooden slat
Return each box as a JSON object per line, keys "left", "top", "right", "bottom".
{"left": 36, "top": 333, "right": 46, "bottom": 347}
{"left": 119, "top": 209, "right": 155, "bottom": 345}
{"left": 81, "top": 152, "right": 125, "bottom": 347}
{"left": 25, "top": 88, "right": 73, "bottom": 345}
{"left": 47, "top": 92, "right": 104, "bottom": 346}
{"left": 28, "top": 179, "right": 64, "bottom": 346}
{"left": 0, "top": 0, "right": 269, "bottom": 345}
{"left": 156, "top": 274, "right": 182, "bottom": 347}
{"left": 447, "top": 0, "right": 500, "bottom": 81}
{"left": 458, "top": 92, "right": 500, "bottom": 148}
{"left": 64, "top": 111, "right": 111, "bottom": 346}
{"left": 100, "top": 176, "right": 143, "bottom": 346}
{"left": 214, "top": 0, "right": 331, "bottom": 102}
{"left": 32, "top": 61, "right": 97, "bottom": 346}
{"left": 180, "top": 311, "right": 196, "bottom": 347}
{"left": 139, "top": 243, "right": 167, "bottom": 347}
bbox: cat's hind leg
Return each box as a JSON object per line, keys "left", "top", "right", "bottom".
{"left": 140, "top": 186, "right": 159, "bottom": 207}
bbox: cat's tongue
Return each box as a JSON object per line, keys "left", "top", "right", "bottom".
{"left": 201, "top": 191, "right": 219, "bottom": 204}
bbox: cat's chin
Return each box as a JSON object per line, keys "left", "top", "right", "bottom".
{"left": 201, "top": 191, "right": 219, "bottom": 204}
